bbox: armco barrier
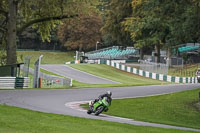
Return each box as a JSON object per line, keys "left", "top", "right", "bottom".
{"left": 0, "top": 77, "right": 29, "bottom": 89}
{"left": 21, "top": 65, "right": 72, "bottom": 87}
{"left": 106, "top": 60, "right": 197, "bottom": 83}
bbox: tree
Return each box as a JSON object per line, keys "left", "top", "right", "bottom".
{"left": 0, "top": 0, "right": 98, "bottom": 65}
{"left": 123, "top": 0, "right": 166, "bottom": 62}
{"left": 180, "top": 0, "right": 200, "bottom": 43}
{"left": 102, "top": 0, "right": 133, "bottom": 46}
{"left": 57, "top": 12, "right": 103, "bottom": 51}
{"left": 123, "top": 0, "right": 199, "bottom": 63}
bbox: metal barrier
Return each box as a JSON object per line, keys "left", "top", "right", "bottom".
{"left": 106, "top": 60, "right": 198, "bottom": 83}
{"left": 39, "top": 72, "right": 72, "bottom": 87}
{"left": 139, "top": 60, "right": 169, "bottom": 75}
{"left": 0, "top": 77, "right": 29, "bottom": 89}
{"left": 23, "top": 66, "right": 72, "bottom": 87}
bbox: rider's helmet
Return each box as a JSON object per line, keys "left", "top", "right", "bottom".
{"left": 106, "top": 91, "right": 112, "bottom": 96}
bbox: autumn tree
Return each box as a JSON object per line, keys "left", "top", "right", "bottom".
{"left": 102, "top": 0, "right": 133, "bottom": 46}
{"left": 178, "top": 0, "right": 200, "bottom": 43}
{"left": 58, "top": 12, "right": 103, "bottom": 51}
{"left": 123, "top": 0, "right": 200, "bottom": 63}
{"left": 0, "top": 0, "right": 98, "bottom": 65}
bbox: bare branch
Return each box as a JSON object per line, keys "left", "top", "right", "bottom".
{"left": 0, "top": 27, "right": 6, "bottom": 33}
{"left": 17, "top": 14, "right": 78, "bottom": 35}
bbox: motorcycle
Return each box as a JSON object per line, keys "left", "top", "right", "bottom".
{"left": 87, "top": 97, "right": 110, "bottom": 116}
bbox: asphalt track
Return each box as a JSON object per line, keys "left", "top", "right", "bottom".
{"left": 40, "top": 64, "right": 119, "bottom": 84}
{"left": 0, "top": 84, "right": 200, "bottom": 132}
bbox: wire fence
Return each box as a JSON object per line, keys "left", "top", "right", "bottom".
{"left": 21, "top": 65, "right": 72, "bottom": 88}
{"left": 139, "top": 60, "right": 169, "bottom": 75}
{"left": 138, "top": 60, "right": 199, "bottom": 77}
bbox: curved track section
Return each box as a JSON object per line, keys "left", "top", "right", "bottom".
{"left": 40, "top": 65, "right": 119, "bottom": 84}
{"left": 0, "top": 84, "right": 200, "bottom": 131}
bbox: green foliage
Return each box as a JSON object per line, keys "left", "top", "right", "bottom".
{"left": 123, "top": 0, "right": 200, "bottom": 49}
{"left": 17, "top": 0, "right": 99, "bottom": 42}
{"left": 0, "top": 35, "right": 7, "bottom": 66}
{"left": 102, "top": 34, "right": 116, "bottom": 47}
{"left": 0, "top": 0, "right": 100, "bottom": 64}
{"left": 123, "top": 0, "right": 165, "bottom": 48}
{"left": 181, "top": 0, "right": 200, "bottom": 43}
{"left": 0, "top": 50, "right": 6, "bottom": 66}
{"left": 102, "top": 0, "right": 133, "bottom": 46}
{"left": 32, "top": 21, "right": 60, "bottom": 42}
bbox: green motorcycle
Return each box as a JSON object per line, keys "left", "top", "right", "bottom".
{"left": 87, "top": 97, "right": 110, "bottom": 116}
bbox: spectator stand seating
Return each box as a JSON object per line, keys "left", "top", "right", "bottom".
{"left": 85, "top": 46, "right": 138, "bottom": 60}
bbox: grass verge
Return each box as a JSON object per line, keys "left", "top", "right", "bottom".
{"left": 69, "top": 64, "right": 169, "bottom": 87}
{"left": 0, "top": 105, "right": 197, "bottom": 133}
{"left": 168, "top": 64, "right": 200, "bottom": 77}
{"left": 102, "top": 88, "right": 200, "bottom": 129}
{"left": 17, "top": 51, "right": 75, "bottom": 68}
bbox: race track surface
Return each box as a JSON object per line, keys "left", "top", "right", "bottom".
{"left": 40, "top": 65, "right": 119, "bottom": 84}
{"left": 0, "top": 84, "right": 200, "bottom": 132}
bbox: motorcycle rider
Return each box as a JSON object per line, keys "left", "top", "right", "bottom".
{"left": 92, "top": 91, "right": 112, "bottom": 111}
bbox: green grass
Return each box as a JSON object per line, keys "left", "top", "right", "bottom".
{"left": 16, "top": 51, "right": 75, "bottom": 89}
{"left": 103, "top": 88, "right": 200, "bottom": 129}
{"left": 16, "top": 51, "right": 169, "bottom": 88}
{"left": 17, "top": 51, "right": 75, "bottom": 68}
{"left": 0, "top": 105, "right": 197, "bottom": 133}
{"left": 40, "top": 68, "right": 67, "bottom": 78}
{"left": 70, "top": 64, "right": 169, "bottom": 87}
{"left": 168, "top": 64, "right": 200, "bottom": 77}
{"left": 72, "top": 80, "right": 122, "bottom": 88}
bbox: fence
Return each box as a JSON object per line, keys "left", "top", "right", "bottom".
{"left": 22, "top": 66, "right": 72, "bottom": 88}
{"left": 39, "top": 72, "right": 72, "bottom": 88}
{"left": 0, "top": 77, "right": 29, "bottom": 89}
{"left": 139, "top": 60, "right": 169, "bottom": 75}
{"left": 106, "top": 60, "right": 198, "bottom": 83}
{"left": 171, "top": 57, "right": 184, "bottom": 66}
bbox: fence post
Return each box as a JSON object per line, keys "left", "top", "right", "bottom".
{"left": 199, "top": 92, "right": 200, "bottom": 104}
{"left": 33, "top": 55, "right": 43, "bottom": 88}
{"left": 39, "top": 78, "right": 42, "bottom": 88}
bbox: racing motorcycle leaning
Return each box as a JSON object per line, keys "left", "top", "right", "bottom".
{"left": 87, "top": 97, "right": 111, "bottom": 116}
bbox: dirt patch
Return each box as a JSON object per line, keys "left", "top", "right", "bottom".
{"left": 194, "top": 103, "right": 200, "bottom": 111}
{"left": 187, "top": 101, "right": 200, "bottom": 112}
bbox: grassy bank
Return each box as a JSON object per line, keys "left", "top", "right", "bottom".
{"left": 0, "top": 105, "right": 197, "bottom": 133}
{"left": 103, "top": 88, "right": 200, "bottom": 129}
{"left": 70, "top": 64, "right": 169, "bottom": 86}
{"left": 17, "top": 51, "right": 75, "bottom": 68}
{"left": 168, "top": 64, "right": 200, "bottom": 77}
{"left": 16, "top": 51, "right": 170, "bottom": 89}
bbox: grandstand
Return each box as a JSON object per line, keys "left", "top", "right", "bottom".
{"left": 85, "top": 46, "right": 138, "bottom": 60}
{"left": 170, "top": 43, "right": 200, "bottom": 64}
{"left": 177, "top": 43, "right": 200, "bottom": 53}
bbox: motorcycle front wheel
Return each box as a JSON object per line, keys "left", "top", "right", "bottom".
{"left": 95, "top": 106, "right": 104, "bottom": 116}
{"left": 87, "top": 109, "right": 92, "bottom": 114}
{"left": 87, "top": 107, "right": 93, "bottom": 114}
